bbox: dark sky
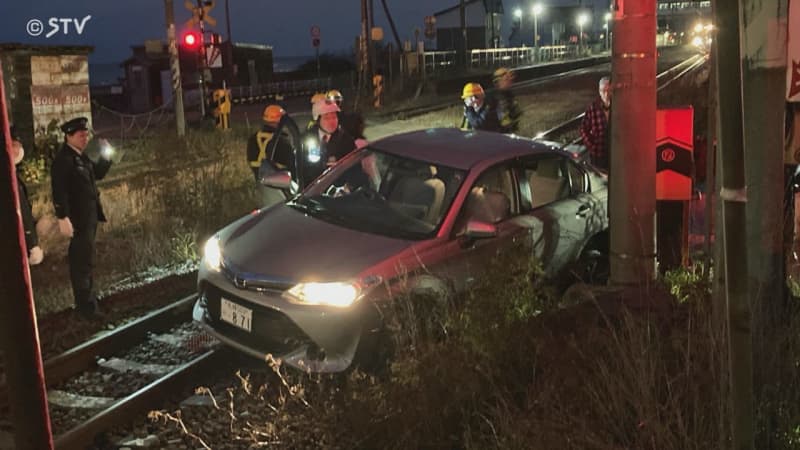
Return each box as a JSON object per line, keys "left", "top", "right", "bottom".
{"left": 0, "top": 0, "right": 463, "bottom": 62}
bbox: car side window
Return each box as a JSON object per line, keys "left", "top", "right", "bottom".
{"left": 454, "top": 165, "right": 515, "bottom": 233}
{"left": 567, "top": 160, "right": 587, "bottom": 194}
{"left": 522, "top": 155, "right": 570, "bottom": 209}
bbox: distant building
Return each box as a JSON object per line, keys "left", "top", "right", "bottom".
{"left": 121, "top": 40, "right": 273, "bottom": 113}
{"left": 657, "top": 0, "right": 712, "bottom": 33}
{"left": 0, "top": 43, "right": 93, "bottom": 152}
{"left": 434, "top": 0, "right": 505, "bottom": 50}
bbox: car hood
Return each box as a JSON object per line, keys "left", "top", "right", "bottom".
{"left": 221, "top": 204, "right": 413, "bottom": 283}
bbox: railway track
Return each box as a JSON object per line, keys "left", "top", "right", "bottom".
{"left": 0, "top": 295, "right": 223, "bottom": 450}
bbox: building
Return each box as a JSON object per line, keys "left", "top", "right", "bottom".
{"left": 0, "top": 43, "right": 93, "bottom": 153}
{"left": 657, "top": 1, "right": 712, "bottom": 33}
{"left": 434, "top": 0, "right": 505, "bottom": 50}
{"left": 121, "top": 40, "right": 273, "bottom": 112}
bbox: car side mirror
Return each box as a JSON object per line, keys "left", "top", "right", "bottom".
{"left": 261, "top": 171, "right": 292, "bottom": 190}
{"left": 464, "top": 219, "right": 497, "bottom": 240}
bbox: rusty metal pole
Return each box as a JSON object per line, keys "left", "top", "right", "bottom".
{"left": 609, "top": 0, "right": 657, "bottom": 284}
{"left": 0, "top": 55, "right": 54, "bottom": 450}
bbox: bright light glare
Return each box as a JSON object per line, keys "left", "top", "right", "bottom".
{"left": 694, "top": 23, "right": 704, "bottom": 33}
{"left": 514, "top": 8, "right": 522, "bottom": 18}
{"left": 692, "top": 36, "right": 704, "bottom": 47}
{"left": 203, "top": 236, "right": 222, "bottom": 271}
{"left": 532, "top": 4, "right": 543, "bottom": 15}
{"left": 305, "top": 137, "right": 321, "bottom": 163}
{"left": 285, "top": 282, "right": 360, "bottom": 307}
{"left": 577, "top": 13, "right": 589, "bottom": 26}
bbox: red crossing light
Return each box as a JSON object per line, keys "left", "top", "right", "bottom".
{"left": 183, "top": 31, "right": 201, "bottom": 48}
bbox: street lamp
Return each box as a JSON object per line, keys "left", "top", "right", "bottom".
{"left": 532, "top": 4, "right": 543, "bottom": 61}
{"left": 577, "top": 13, "right": 590, "bottom": 53}
{"left": 604, "top": 12, "right": 612, "bottom": 51}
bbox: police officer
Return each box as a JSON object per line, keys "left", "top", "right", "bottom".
{"left": 50, "top": 117, "right": 113, "bottom": 317}
{"left": 300, "top": 99, "right": 357, "bottom": 185}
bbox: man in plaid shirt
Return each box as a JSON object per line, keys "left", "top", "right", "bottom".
{"left": 580, "top": 76, "right": 612, "bottom": 171}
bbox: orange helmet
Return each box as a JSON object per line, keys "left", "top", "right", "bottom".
{"left": 262, "top": 104, "right": 285, "bottom": 123}
{"left": 310, "top": 92, "right": 327, "bottom": 104}
{"left": 461, "top": 82, "right": 484, "bottom": 99}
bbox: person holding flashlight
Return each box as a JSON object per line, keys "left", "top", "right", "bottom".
{"left": 50, "top": 117, "right": 113, "bottom": 318}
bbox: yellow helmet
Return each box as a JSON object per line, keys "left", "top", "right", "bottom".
{"left": 326, "top": 89, "right": 343, "bottom": 103}
{"left": 461, "top": 82, "right": 484, "bottom": 99}
{"left": 310, "top": 92, "right": 327, "bottom": 104}
{"left": 262, "top": 104, "right": 285, "bottom": 123}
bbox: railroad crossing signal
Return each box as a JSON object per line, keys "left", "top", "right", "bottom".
{"left": 184, "top": 0, "right": 217, "bottom": 28}
{"left": 182, "top": 30, "right": 202, "bottom": 49}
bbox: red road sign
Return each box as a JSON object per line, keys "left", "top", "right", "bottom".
{"left": 310, "top": 25, "right": 321, "bottom": 38}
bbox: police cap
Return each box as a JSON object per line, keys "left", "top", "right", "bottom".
{"left": 60, "top": 117, "right": 90, "bottom": 135}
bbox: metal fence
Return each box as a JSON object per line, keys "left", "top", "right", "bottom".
{"left": 422, "top": 45, "right": 586, "bottom": 74}
{"left": 228, "top": 77, "right": 332, "bottom": 103}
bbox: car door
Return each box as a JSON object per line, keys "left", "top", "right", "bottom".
{"left": 443, "top": 163, "right": 529, "bottom": 292}
{"left": 515, "top": 154, "right": 599, "bottom": 276}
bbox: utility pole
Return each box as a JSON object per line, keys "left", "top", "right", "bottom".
{"left": 368, "top": 0, "right": 376, "bottom": 82}
{"left": 609, "top": 0, "right": 657, "bottom": 284}
{"left": 164, "top": 0, "right": 186, "bottom": 137}
{"left": 360, "top": 0, "right": 370, "bottom": 92}
{"left": 0, "top": 59, "right": 54, "bottom": 450}
{"left": 741, "top": 0, "right": 789, "bottom": 447}
{"left": 196, "top": 0, "right": 208, "bottom": 118}
{"left": 714, "top": 1, "right": 753, "bottom": 448}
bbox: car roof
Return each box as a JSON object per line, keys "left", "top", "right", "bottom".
{"left": 370, "top": 128, "right": 558, "bottom": 170}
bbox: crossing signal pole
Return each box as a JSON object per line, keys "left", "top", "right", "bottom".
{"left": 164, "top": 0, "right": 186, "bottom": 137}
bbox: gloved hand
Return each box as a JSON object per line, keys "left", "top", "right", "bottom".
{"left": 29, "top": 246, "right": 43, "bottom": 265}
{"left": 58, "top": 218, "right": 74, "bottom": 238}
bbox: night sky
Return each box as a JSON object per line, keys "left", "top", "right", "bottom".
{"left": 0, "top": 0, "right": 469, "bottom": 62}
{"left": 0, "top": 0, "right": 607, "bottom": 63}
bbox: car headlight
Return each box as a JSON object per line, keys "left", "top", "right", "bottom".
{"left": 203, "top": 236, "right": 222, "bottom": 271}
{"left": 283, "top": 282, "right": 360, "bottom": 307}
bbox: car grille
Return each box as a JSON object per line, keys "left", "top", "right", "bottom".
{"left": 203, "top": 284, "right": 311, "bottom": 354}
{"left": 221, "top": 264, "right": 294, "bottom": 294}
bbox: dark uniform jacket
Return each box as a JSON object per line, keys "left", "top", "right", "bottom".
{"left": 246, "top": 125, "right": 297, "bottom": 182}
{"left": 461, "top": 103, "right": 502, "bottom": 132}
{"left": 300, "top": 125, "right": 356, "bottom": 187}
{"left": 50, "top": 143, "right": 112, "bottom": 229}
{"left": 488, "top": 89, "right": 522, "bottom": 134}
{"left": 17, "top": 173, "right": 38, "bottom": 250}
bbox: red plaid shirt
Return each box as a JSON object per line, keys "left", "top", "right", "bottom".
{"left": 580, "top": 98, "right": 610, "bottom": 170}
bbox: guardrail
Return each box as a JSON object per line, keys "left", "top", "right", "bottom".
{"left": 422, "top": 45, "right": 588, "bottom": 74}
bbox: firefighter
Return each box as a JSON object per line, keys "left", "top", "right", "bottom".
{"left": 50, "top": 117, "right": 113, "bottom": 317}
{"left": 326, "top": 89, "right": 365, "bottom": 139}
{"left": 488, "top": 68, "right": 522, "bottom": 134}
{"left": 9, "top": 125, "right": 43, "bottom": 266}
{"left": 460, "top": 82, "right": 501, "bottom": 132}
{"left": 246, "top": 105, "right": 298, "bottom": 206}
{"left": 300, "top": 99, "right": 357, "bottom": 185}
{"left": 307, "top": 92, "right": 328, "bottom": 130}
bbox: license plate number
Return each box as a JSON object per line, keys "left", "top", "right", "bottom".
{"left": 220, "top": 298, "right": 252, "bottom": 332}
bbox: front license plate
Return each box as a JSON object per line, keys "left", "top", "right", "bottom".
{"left": 220, "top": 298, "right": 252, "bottom": 332}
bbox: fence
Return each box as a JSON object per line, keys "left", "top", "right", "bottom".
{"left": 422, "top": 45, "right": 586, "bottom": 74}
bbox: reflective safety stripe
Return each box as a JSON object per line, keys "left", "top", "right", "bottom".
{"left": 251, "top": 131, "right": 274, "bottom": 168}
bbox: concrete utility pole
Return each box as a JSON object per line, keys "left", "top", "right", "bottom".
{"left": 714, "top": 1, "right": 753, "bottom": 448}
{"left": 609, "top": 0, "right": 657, "bottom": 284}
{"left": 361, "top": 0, "right": 370, "bottom": 87}
{"left": 164, "top": 0, "right": 186, "bottom": 137}
{"left": 0, "top": 58, "right": 54, "bottom": 450}
{"left": 741, "top": 0, "right": 789, "bottom": 447}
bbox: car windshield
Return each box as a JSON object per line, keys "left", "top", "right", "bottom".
{"left": 288, "top": 148, "right": 466, "bottom": 240}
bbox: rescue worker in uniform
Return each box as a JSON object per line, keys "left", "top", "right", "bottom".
{"left": 307, "top": 92, "right": 328, "bottom": 131}
{"left": 460, "top": 83, "right": 501, "bottom": 132}
{"left": 246, "top": 105, "right": 298, "bottom": 206}
{"left": 9, "top": 125, "right": 44, "bottom": 265}
{"left": 300, "top": 99, "right": 357, "bottom": 185}
{"left": 487, "top": 68, "right": 522, "bottom": 134}
{"left": 326, "top": 89, "right": 366, "bottom": 140}
{"left": 50, "top": 117, "right": 113, "bottom": 317}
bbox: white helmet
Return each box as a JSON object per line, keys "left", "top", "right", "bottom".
{"left": 312, "top": 99, "right": 340, "bottom": 121}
